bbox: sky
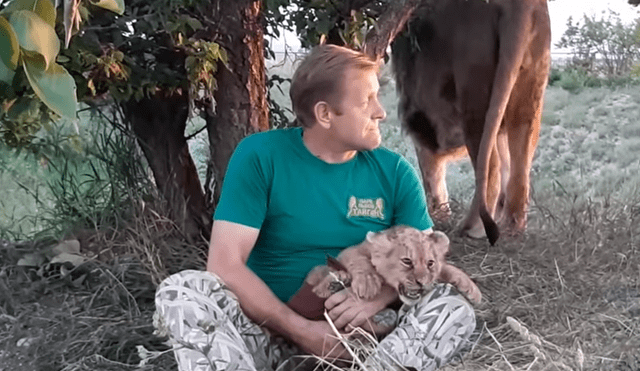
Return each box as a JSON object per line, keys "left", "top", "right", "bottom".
{"left": 270, "top": 1, "right": 640, "bottom": 56}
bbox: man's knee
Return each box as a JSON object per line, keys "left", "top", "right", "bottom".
{"left": 154, "top": 270, "right": 239, "bottom": 336}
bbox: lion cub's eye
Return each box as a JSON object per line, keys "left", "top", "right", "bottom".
{"left": 427, "top": 260, "right": 436, "bottom": 269}
{"left": 401, "top": 258, "right": 414, "bottom": 268}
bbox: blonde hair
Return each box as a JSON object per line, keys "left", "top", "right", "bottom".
{"left": 290, "top": 44, "right": 379, "bottom": 127}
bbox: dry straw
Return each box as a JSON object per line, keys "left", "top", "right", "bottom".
{"left": 2, "top": 184, "right": 638, "bottom": 370}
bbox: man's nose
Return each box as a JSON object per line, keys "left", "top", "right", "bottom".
{"left": 375, "top": 100, "right": 386, "bottom": 120}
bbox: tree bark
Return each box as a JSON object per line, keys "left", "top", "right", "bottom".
{"left": 121, "top": 91, "right": 211, "bottom": 242}
{"left": 202, "top": 0, "right": 270, "bottom": 208}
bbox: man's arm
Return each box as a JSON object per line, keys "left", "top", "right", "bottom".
{"left": 207, "top": 220, "right": 347, "bottom": 358}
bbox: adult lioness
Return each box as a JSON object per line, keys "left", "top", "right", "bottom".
{"left": 392, "top": 0, "right": 551, "bottom": 244}
{"left": 287, "top": 226, "right": 481, "bottom": 334}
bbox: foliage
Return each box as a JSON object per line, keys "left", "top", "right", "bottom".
{"left": 0, "top": 0, "right": 235, "bottom": 149}
{"left": 0, "top": 0, "right": 126, "bottom": 147}
{"left": 548, "top": 65, "right": 640, "bottom": 94}
{"left": 535, "top": 86, "right": 640, "bottom": 202}
{"left": 285, "top": 0, "right": 384, "bottom": 49}
{"left": 267, "top": 72, "right": 294, "bottom": 128}
{"left": 556, "top": 10, "right": 640, "bottom": 77}
{"left": 0, "top": 107, "right": 155, "bottom": 241}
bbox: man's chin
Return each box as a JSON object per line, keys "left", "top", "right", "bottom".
{"left": 355, "top": 134, "right": 382, "bottom": 151}
{"left": 361, "top": 142, "right": 381, "bottom": 152}
{"left": 370, "top": 136, "right": 382, "bottom": 149}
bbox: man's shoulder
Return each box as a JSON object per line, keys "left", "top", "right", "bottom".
{"left": 233, "top": 128, "right": 301, "bottom": 161}
{"left": 363, "top": 146, "right": 407, "bottom": 167}
{"left": 241, "top": 127, "right": 301, "bottom": 148}
{"left": 369, "top": 146, "right": 401, "bottom": 158}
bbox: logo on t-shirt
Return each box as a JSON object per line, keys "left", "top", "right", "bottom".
{"left": 347, "top": 196, "right": 385, "bottom": 219}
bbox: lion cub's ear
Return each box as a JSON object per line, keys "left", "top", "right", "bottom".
{"left": 365, "top": 230, "right": 378, "bottom": 243}
{"left": 365, "top": 230, "right": 395, "bottom": 257}
{"left": 365, "top": 230, "right": 392, "bottom": 245}
{"left": 424, "top": 230, "right": 450, "bottom": 258}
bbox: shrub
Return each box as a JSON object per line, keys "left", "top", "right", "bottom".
{"left": 557, "top": 10, "right": 640, "bottom": 77}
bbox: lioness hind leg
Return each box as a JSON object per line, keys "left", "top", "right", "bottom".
{"left": 500, "top": 16, "right": 549, "bottom": 235}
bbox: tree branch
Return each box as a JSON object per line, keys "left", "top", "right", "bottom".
{"left": 363, "top": 0, "right": 432, "bottom": 60}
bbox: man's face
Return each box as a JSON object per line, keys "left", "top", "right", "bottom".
{"left": 328, "top": 68, "right": 387, "bottom": 152}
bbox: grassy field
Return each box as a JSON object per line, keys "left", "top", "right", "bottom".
{"left": 1, "top": 62, "right": 639, "bottom": 370}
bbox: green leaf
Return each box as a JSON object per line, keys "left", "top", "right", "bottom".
{"left": 9, "top": 10, "right": 60, "bottom": 69}
{"left": 0, "top": 0, "right": 33, "bottom": 15}
{"left": 92, "top": 0, "right": 125, "bottom": 15}
{"left": 0, "top": 16, "right": 20, "bottom": 70}
{"left": 32, "top": 0, "right": 56, "bottom": 28}
{"left": 23, "top": 56, "right": 77, "bottom": 119}
{"left": 1, "top": 0, "right": 55, "bottom": 27}
{"left": 184, "top": 16, "right": 203, "bottom": 32}
{"left": 0, "top": 57, "right": 15, "bottom": 84}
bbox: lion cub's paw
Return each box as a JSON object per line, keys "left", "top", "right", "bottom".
{"left": 312, "top": 270, "right": 351, "bottom": 298}
{"left": 351, "top": 272, "right": 383, "bottom": 299}
{"left": 460, "top": 281, "right": 482, "bottom": 304}
{"left": 450, "top": 273, "right": 482, "bottom": 304}
{"left": 440, "top": 264, "right": 482, "bottom": 304}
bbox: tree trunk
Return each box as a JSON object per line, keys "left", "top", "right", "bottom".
{"left": 363, "top": 0, "right": 425, "bottom": 60}
{"left": 121, "top": 91, "right": 211, "bottom": 242}
{"left": 203, "top": 0, "right": 270, "bottom": 208}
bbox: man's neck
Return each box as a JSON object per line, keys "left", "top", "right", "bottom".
{"left": 302, "top": 128, "right": 356, "bottom": 164}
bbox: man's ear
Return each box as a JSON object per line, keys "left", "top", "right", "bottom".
{"left": 313, "top": 101, "right": 333, "bottom": 130}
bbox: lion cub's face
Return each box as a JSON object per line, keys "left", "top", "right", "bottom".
{"left": 366, "top": 226, "right": 450, "bottom": 304}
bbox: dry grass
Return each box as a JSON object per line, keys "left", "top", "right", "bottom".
{"left": 1, "top": 190, "right": 639, "bottom": 371}
{"left": 0, "top": 201, "right": 209, "bottom": 371}
{"left": 294, "top": 192, "right": 640, "bottom": 371}
{"left": 437, "top": 195, "right": 640, "bottom": 371}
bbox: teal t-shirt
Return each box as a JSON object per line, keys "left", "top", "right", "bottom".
{"left": 214, "top": 127, "right": 433, "bottom": 302}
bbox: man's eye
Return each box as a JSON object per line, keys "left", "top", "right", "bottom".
{"left": 401, "top": 258, "right": 413, "bottom": 268}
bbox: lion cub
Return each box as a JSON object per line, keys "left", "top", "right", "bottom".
{"left": 287, "top": 226, "right": 481, "bottom": 333}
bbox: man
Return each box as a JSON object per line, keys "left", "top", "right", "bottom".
{"left": 155, "top": 44, "right": 476, "bottom": 371}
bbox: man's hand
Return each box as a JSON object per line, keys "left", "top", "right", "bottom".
{"left": 295, "top": 320, "right": 352, "bottom": 360}
{"left": 324, "top": 285, "right": 397, "bottom": 332}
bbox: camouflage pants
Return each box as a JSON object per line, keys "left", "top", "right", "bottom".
{"left": 154, "top": 270, "right": 476, "bottom": 371}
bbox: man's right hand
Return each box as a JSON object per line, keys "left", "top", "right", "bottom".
{"left": 295, "top": 319, "right": 352, "bottom": 361}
